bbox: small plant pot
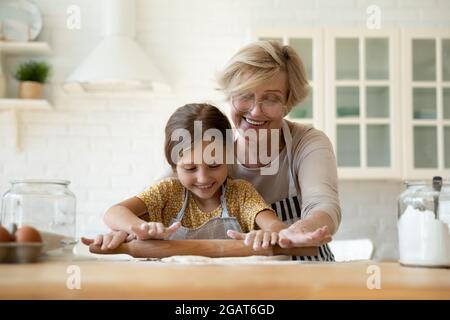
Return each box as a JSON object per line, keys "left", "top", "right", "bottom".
{"left": 19, "top": 81, "right": 43, "bottom": 99}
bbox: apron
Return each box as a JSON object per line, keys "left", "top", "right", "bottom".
{"left": 270, "top": 120, "right": 335, "bottom": 261}
{"left": 168, "top": 184, "right": 243, "bottom": 239}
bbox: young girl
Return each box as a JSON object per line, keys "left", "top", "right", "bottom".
{"left": 82, "top": 103, "right": 288, "bottom": 251}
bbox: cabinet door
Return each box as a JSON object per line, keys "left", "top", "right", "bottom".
{"left": 326, "top": 29, "right": 400, "bottom": 179}
{"left": 254, "top": 30, "right": 324, "bottom": 130}
{"left": 403, "top": 31, "right": 450, "bottom": 179}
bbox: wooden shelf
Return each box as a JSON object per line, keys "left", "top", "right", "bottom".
{"left": 0, "top": 98, "right": 52, "bottom": 110}
{"left": 0, "top": 41, "right": 51, "bottom": 55}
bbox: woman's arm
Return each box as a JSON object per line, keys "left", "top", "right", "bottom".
{"left": 275, "top": 127, "right": 339, "bottom": 247}
{"left": 278, "top": 211, "right": 333, "bottom": 248}
{"left": 294, "top": 128, "right": 341, "bottom": 232}
{"left": 293, "top": 211, "right": 335, "bottom": 234}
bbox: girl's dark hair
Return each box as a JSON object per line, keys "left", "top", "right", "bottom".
{"left": 164, "top": 103, "right": 232, "bottom": 167}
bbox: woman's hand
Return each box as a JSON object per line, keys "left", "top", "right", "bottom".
{"left": 81, "top": 230, "right": 135, "bottom": 250}
{"left": 227, "top": 229, "right": 278, "bottom": 251}
{"left": 130, "top": 221, "right": 181, "bottom": 240}
{"left": 278, "top": 225, "right": 332, "bottom": 248}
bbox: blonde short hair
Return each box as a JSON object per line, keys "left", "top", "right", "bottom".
{"left": 217, "top": 40, "right": 310, "bottom": 112}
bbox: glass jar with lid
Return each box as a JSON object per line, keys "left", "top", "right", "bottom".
{"left": 397, "top": 179, "right": 450, "bottom": 267}
{"left": 439, "top": 182, "right": 450, "bottom": 226}
{"left": 1, "top": 180, "right": 76, "bottom": 241}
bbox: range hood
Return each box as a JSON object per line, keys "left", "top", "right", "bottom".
{"left": 64, "top": 0, "right": 170, "bottom": 93}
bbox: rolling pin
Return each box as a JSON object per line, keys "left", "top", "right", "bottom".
{"left": 89, "top": 239, "right": 319, "bottom": 258}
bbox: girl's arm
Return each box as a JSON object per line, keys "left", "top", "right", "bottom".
{"left": 227, "top": 209, "right": 332, "bottom": 249}
{"left": 256, "top": 209, "right": 333, "bottom": 248}
{"left": 80, "top": 197, "right": 149, "bottom": 250}
{"left": 103, "top": 197, "right": 181, "bottom": 241}
{"left": 254, "top": 209, "right": 287, "bottom": 232}
{"left": 103, "top": 196, "right": 149, "bottom": 233}
{"left": 82, "top": 197, "right": 180, "bottom": 250}
{"left": 227, "top": 210, "right": 287, "bottom": 250}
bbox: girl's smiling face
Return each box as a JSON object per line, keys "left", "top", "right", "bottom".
{"left": 176, "top": 141, "right": 228, "bottom": 201}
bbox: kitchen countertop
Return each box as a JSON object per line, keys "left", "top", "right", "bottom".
{"left": 0, "top": 257, "right": 449, "bottom": 299}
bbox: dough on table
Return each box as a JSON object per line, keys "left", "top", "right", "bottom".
{"left": 161, "top": 255, "right": 292, "bottom": 264}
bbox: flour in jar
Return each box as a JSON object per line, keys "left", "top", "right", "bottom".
{"left": 398, "top": 205, "right": 450, "bottom": 267}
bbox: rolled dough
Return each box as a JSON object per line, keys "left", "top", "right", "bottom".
{"left": 161, "top": 255, "right": 292, "bottom": 264}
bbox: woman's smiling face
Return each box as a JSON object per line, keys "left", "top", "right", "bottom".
{"left": 229, "top": 70, "right": 288, "bottom": 134}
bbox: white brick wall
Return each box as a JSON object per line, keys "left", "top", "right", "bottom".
{"left": 1, "top": 0, "right": 449, "bottom": 259}
{"left": 337, "top": 180, "right": 403, "bottom": 260}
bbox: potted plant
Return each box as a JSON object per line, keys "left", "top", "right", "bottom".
{"left": 13, "top": 60, "right": 51, "bottom": 99}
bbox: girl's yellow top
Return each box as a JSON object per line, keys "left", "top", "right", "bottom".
{"left": 136, "top": 178, "right": 275, "bottom": 232}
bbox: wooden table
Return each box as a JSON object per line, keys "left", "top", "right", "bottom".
{"left": 0, "top": 258, "right": 449, "bottom": 299}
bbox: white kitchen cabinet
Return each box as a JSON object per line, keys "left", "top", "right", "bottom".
{"left": 254, "top": 29, "right": 325, "bottom": 130}
{"left": 255, "top": 29, "right": 402, "bottom": 179}
{"left": 402, "top": 30, "right": 450, "bottom": 180}
{"left": 253, "top": 28, "right": 450, "bottom": 180}
{"left": 325, "top": 29, "right": 401, "bottom": 180}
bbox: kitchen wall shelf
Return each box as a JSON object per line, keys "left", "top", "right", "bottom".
{"left": 0, "top": 41, "right": 51, "bottom": 55}
{"left": 0, "top": 98, "right": 51, "bottom": 110}
{"left": 0, "top": 41, "right": 52, "bottom": 152}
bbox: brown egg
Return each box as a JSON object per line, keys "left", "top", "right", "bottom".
{"left": 0, "top": 225, "right": 12, "bottom": 242}
{"left": 15, "top": 226, "right": 42, "bottom": 243}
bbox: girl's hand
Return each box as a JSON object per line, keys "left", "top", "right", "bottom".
{"left": 130, "top": 221, "right": 181, "bottom": 240}
{"left": 227, "top": 229, "right": 278, "bottom": 251}
{"left": 80, "top": 221, "right": 182, "bottom": 250}
{"left": 81, "top": 230, "right": 135, "bottom": 250}
{"left": 278, "top": 225, "right": 332, "bottom": 248}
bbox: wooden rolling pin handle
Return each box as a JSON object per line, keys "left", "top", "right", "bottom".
{"left": 89, "top": 239, "right": 319, "bottom": 258}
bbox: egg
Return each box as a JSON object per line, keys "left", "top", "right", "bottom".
{"left": 14, "top": 225, "right": 42, "bottom": 243}
{"left": 0, "top": 225, "right": 12, "bottom": 242}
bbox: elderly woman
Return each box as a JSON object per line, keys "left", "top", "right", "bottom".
{"left": 219, "top": 40, "right": 340, "bottom": 261}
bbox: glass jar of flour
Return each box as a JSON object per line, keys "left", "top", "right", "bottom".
{"left": 397, "top": 180, "right": 450, "bottom": 267}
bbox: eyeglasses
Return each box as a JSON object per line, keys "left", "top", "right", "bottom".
{"left": 231, "top": 93, "right": 287, "bottom": 118}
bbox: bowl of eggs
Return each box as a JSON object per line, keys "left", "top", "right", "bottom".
{"left": 0, "top": 223, "right": 44, "bottom": 263}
